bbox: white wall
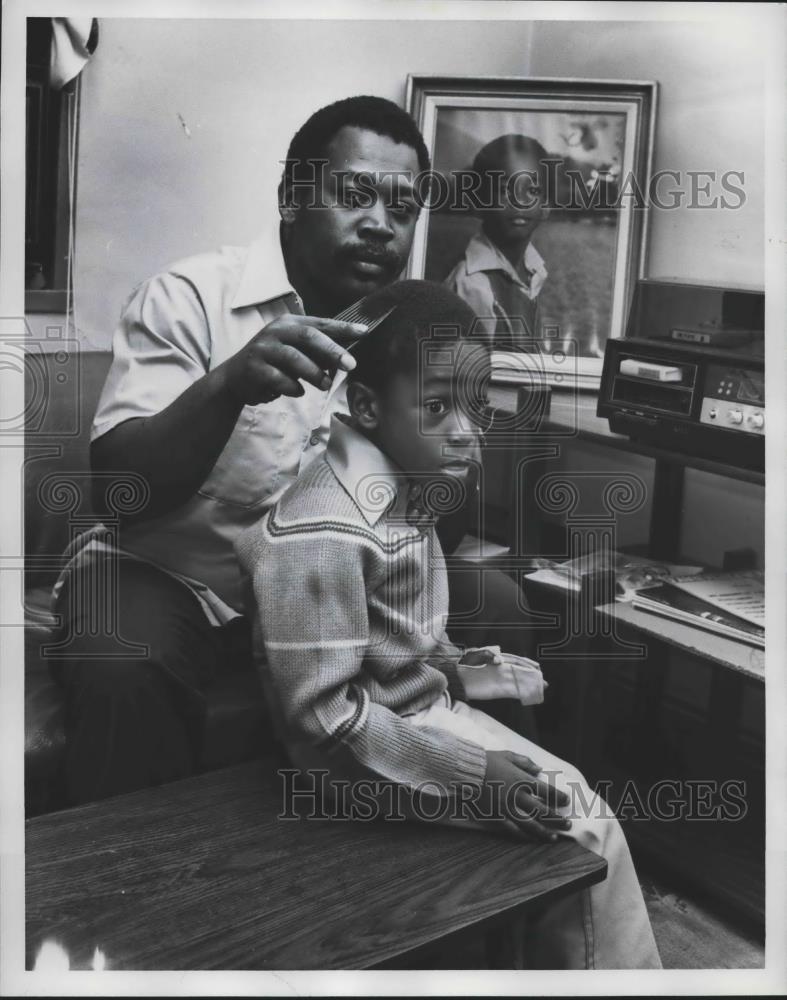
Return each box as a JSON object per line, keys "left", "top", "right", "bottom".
{"left": 69, "top": 17, "right": 533, "bottom": 349}
{"left": 529, "top": 19, "right": 765, "bottom": 289}
{"left": 527, "top": 19, "right": 765, "bottom": 567}
{"left": 62, "top": 16, "right": 765, "bottom": 342}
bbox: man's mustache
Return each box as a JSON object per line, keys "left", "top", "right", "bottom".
{"left": 340, "top": 243, "right": 401, "bottom": 270}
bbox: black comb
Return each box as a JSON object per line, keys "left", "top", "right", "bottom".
{"left": 334, "top": 298, "right": 396, "bottom": 344}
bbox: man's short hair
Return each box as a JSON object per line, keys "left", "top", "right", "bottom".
{"left": 347, "top": 279, "right": 485, "bottom": 391}
{"left": 282, "top": 95, "right": 430, "bottom": 203}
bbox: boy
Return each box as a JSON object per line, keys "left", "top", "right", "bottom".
{"left": 445, "top": 134, "right": 550, "bottom": 349}
{"left": 236, "top": 280, "right": 660, "bottom": 969}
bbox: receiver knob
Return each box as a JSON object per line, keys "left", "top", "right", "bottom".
{"left": 728, "top": 409, "right": 744, "bottom": 425}
{"left": 748, "top": 411, "right": 764, "bottom": 429}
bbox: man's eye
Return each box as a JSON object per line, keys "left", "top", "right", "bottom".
{"left": 390, "top": 200, "right": 417, "bottom": 218}
{"left": 346, "top": 189, "right": 366, "bottom": 208}
{"left": 425, "top": 398, "right": 449, "bottom": 415}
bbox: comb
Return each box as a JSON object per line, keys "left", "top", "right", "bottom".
{"left": 334, "top": 298, "right": 396, "bottom": 343}
{"left": 316, "top": 299, "right": 396, "bottom": 400}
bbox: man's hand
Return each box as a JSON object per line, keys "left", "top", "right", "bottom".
{"left": 92, "top": 313, "right": 368, "bottom": 522}
{"left": 481, "top": 750, "right": 571, "bottom": 843}
{"left": 220, "top": 314, "right": 368, "bottom": 404}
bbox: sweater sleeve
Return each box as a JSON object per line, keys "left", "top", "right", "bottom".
{"left": 239, "top": 524, "right": 487, "bottom": 798}
{"left": 423, "top": 640, "right": 467, "bottom": 703}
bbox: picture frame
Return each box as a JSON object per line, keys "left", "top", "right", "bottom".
{"left": 406, "top": 76, "right": 657, "bottom": 390}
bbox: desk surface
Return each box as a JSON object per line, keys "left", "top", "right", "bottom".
{"left": 596, "top": 602, "right": 765, "bottom": 681}
{"left": 26, "top": 760, "right": 607, "bottom": 971}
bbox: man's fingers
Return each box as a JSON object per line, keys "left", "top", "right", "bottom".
{"left": 259, "top": 341, "right": 333, "bottom": 390}
{"left": 284, "top": 324, "right": 359, "bottom": 373}
{"left": 301, "top": 316, "right": 369, "bottom": 347}
{"left": 246, "top": 362, "right": 303, "bottom": 400}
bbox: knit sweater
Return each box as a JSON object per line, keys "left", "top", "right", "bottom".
{"left": 235, "top": 416, "right": 489, "bottom": 798}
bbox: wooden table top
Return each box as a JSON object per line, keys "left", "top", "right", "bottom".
{"left": 26, "top": 760, "right": 607, "bottom": 971}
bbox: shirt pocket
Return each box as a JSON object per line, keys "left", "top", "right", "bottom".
{"left": 197, "top": 403, "right": 285, "bottom": 509}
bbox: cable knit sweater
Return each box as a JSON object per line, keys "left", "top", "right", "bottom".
{"left": 235, "top": 416, "right": 488, "bottom": 798}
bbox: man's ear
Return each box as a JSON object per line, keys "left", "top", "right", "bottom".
{"left": 347, "top": 381, "right": 380, "bottom": 431}
{"left": 278, "top": 177, "right": 297, "bottom": 226}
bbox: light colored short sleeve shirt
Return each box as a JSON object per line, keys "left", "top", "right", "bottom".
{"left": 445, "top": 230, "right": 547, "bottom": 344}
{"left": 77, "top": 230, "right": 348, "bottom": 623}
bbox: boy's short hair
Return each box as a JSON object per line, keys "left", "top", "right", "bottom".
{"left": 282, "top": 95, "right": 430, "bottom": 204}
{"left": 472, "top": 133, "right": 550, "bottom": 205}
{"left": 347, "top": 279, "right": 485, "bottom": 391}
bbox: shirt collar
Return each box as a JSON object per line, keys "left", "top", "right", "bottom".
{"left": 231, "top": 227, "right": 295, "bottom": 310}
{"left": 463, "top": 229, "right": 546, "bottom": 285}
{"left": 325, "top": 415, "right": 407, "bottom": 526}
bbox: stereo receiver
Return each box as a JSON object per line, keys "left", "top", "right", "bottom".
{"left": 597, "top": 281, "right": 764, "bottom": 471}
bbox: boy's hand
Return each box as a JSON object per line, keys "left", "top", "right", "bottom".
{"left": 221, "top": 314, "right": 368, "bottom": 405}
{"left": 482, "top": 750, "right": 571, "bottom": 843}
{"left": 458, "top": 646, "right": 547, "bottom": 705}
{"left": 459, "top": 647, "right": 503, "bottom": 668}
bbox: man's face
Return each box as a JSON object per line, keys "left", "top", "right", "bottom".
{"left": 478, "top": 149, "right": 546, "bottom": 253}
{"left": 371, "top": 341, "right": 490, "bottom": 483}
{"left": 285, "top": 125, "right": 422, "bottom": 313}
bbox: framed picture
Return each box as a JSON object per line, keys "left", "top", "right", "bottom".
{"left": 406, "top": 76, "right": 657, "bottom": 390}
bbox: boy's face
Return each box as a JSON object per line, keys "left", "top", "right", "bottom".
{"left": 478, "top": 149, "right": 546, "bottom": 253}
{"left": 365, "top": 341, "right": 490, "bottom": 482}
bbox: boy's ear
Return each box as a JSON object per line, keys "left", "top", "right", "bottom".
{"left": 347, "top": 381, "right": 381, "bottom": 430}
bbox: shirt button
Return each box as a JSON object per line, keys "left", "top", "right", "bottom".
{"left": 309, "top": 434, "right": 320, "bottom": 447}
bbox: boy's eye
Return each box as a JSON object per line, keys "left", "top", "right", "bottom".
{"left": 424, "top": 398, "right": 449, "bottom": 416}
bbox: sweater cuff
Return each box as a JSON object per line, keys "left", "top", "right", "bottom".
{"left": 452, "top": 735, "right": 488, "bottom": 788}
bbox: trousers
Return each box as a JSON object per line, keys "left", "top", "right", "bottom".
{"left": 50, "top": 555, "right": 533, "bottom": 806}
{"left": 407, "top": 697, "right": 662, "bottom": 970}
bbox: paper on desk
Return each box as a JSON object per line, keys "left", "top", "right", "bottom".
{"left": 524, "top": 551, "right": 703, "bottom": 601}
{"left": 668, "top": 570, "right": 764, "bottom": 628}
{"left": 451, "top": 534, "right": 510, "bottom": 562}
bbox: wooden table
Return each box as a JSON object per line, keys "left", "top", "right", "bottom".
{"left": 26, "top": 760, "right": 607, "bottom": 970}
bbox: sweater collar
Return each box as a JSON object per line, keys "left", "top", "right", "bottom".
{"left": 326, "top": 415, "right": 407, "bottom": 527}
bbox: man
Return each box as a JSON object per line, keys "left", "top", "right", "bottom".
{"left": 52, "top": 95, "right": 533, "bottom": 805}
